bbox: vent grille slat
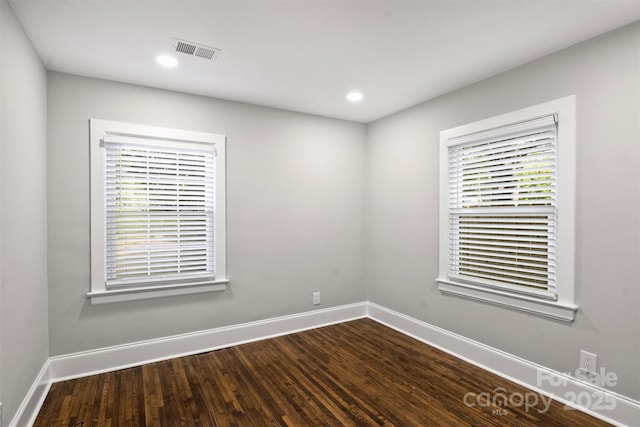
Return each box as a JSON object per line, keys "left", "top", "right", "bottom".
{"left": 173, "top": 38, "right": 220, "bottom": 61}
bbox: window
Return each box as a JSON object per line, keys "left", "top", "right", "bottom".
{"left": 89, "top": 119, "right": 227, "bottom": 304}
{"left": 437, "top": 96, "right": 577, "bottom": 321}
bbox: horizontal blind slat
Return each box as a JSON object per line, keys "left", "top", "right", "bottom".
{"left": 459, "top": 134, "right": 555, "bottom": 158}
{"left": 450, "top": 273, "right": 550, "bottom": 291}
{"left": 446, "top": 117, "right": 556, "bottom": 146}
{"left": 450, "top": 259, "right": 553, "bottom": 277}
{"left": 454, "top": 244, "right": 554, "bottom": 257}
{"left": 458, "top": 143, "right": 555, "bottom": 168}
{"left": 452, "top": 252, "right": 551, "bottom": 267}
{"left": 106, "top": 245, "right": 211, "bottom": 255}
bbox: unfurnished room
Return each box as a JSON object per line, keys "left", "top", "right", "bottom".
{"left": 1, "top": 0, "right": 639, "bottom": 426}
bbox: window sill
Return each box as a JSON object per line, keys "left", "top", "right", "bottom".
{"left": 88, "top": 279, "right": 229, "bottom": 305}
{"left": 437, "top": 278, "right": 577, "bottom": 322}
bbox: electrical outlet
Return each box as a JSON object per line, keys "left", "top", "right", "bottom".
{"left": 312, "top": 292, "right": 320, "bottom": 306}
{"left": 579, "top": 350, "right": 597, "bottom": 374}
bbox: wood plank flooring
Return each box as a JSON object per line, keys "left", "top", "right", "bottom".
{"left": 34, "top": 318, "right": 610, "bottom": 426}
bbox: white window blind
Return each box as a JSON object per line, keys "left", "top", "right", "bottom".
{"left": 447, "top": 115, "right": 557, "bottom": 299}
{"left": 103, "top": 134, "right": 216, "bottom": 289}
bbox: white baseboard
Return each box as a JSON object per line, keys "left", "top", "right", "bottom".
{"left": 12, "top": 301, "right": 640, "bottom": 427}
{"left": 9, "top": 360, "right": 51, "bottom": 427}
{"left": 48, "top": 302, "right": 368, "bottom": 382}
{"left": 367, "top": 302, "right": 640, "bottom": 427}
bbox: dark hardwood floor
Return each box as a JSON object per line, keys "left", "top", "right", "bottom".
{"left": 34, "top": 318, "right": 610, "bottom": 426}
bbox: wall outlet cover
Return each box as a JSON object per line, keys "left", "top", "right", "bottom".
{"left": 579, "top": 350, "right": 598, "bottom": 374}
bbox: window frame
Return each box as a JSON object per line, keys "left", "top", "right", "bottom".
{"left": 437, "top": 96, "right": 577, "bottom": 322}
{"left": 89, "top": 119, "right": 228, "bottom": 305}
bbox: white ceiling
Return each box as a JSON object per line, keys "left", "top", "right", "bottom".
{"left": 9, "top": 0, "right": 640, "bottom": 123}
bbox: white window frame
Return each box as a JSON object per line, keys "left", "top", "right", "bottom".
{"left": 89, "top": 119, "right": 228, "bottom": 304}
{"left": 437, "top": 96, "right": 577, "bottom": 322}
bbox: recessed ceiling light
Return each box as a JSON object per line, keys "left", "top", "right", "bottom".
{"left": 346, "top": 91, "right": 363, "bottom": 103}
{"left": 156, "top": 55, "right": 179, "bottom": 68}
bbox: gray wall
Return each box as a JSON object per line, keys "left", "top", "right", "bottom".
{"left": 367, "top": 22, "right": 640, "bottom": 399}
{"left": 0, "top": 0, "right": 49, "bottom": 424}
{"left": 47, "top": 72, "right": 367, "bottom": 356}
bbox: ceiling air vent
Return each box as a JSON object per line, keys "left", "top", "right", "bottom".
{"left": 173, "top": 38, "right": 221, "bottom": 61}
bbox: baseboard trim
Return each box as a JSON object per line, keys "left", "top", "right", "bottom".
{"left": 9, "top": 360, "right": 51, "bottom": 427}
{"left": 48, "top": 302, "right": 368, "bottom": 382}
{"left": 12, "top": 301, "right": 640, "bottom": 427}
{"left": 367, "top": 302, "right": 640, "bottom": 427}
